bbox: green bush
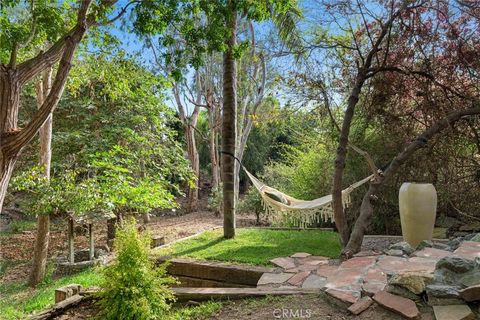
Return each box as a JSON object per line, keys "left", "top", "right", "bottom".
{"left": 97, "top": 218, "right": 177, "bottom": 320}
{"left": 238, "top": 186, "right": 264, "bottom": 224}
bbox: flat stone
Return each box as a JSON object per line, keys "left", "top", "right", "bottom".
{"left": 461, "top": 240, "right": 480, "bottom": 248}
{"left": 315, "top": 264, "right": 338, "bottom": 278}
{"left": 287, "top": 271, "right": 310, "bottom": 286}
{"left": 340, "top": 256, "right": 376, "bottom": 269}
{"left": 413, "top": 247, "right": 451, "bottom": 259}
{"left": 257, "top": 273, "right": 293, "bottom": 285}
{"left": 433, "top": 242, "right": 451, "bottom": 251}
{"left": 353, "top": 250, "right": 381, "bottom": 257}
{"left": 325, "top": 288, "right": 360, "bottom": 305}
{"left": 285, "top": 264, "right": 318, "bottom": 273}
{"left": 471, "top": 233, "right": 480, "bottom": 242}
{"left": 388, "top": 271, "right": 434, "bottom": 294}
{"left": 301, "top": 274, "right": 327, "bottom": 289}
{"left": 373, "top": 290, "right": 420, "bottom": 319}
{"left": 433, "top": 305, "right": 475, "bottom": 320}
{"left": 405, "top": 257, "right": 437, "bottom": 273}
{"left": 362, "top": 281, "right": 386, "bottom": 296}
{"left": 300, "top": 256, "right": 329, "bottom": 266}
{"left": 270, "top": 257, "right": 296, "bottom": 270}
{"left": 436, "top": 256, "right": 475, "bottom": 273}
{"left": 459, "top": 284, "right": 480, "bottom": 302}
{"left": 324, "top": 268, "right": 364, "bottom": 288}
{"left": 376, "top": 256, "right": 408, "bottom": 272}
{"left": 290, "top": 252, "right": 311, "bottom": 258}
{"left": 347, "top": 296, "right": 373, "bottom": 315}
{"left": 453, "top": 246, "right": 480, "bottom": 259}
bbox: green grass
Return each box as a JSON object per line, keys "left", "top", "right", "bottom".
{"left": 0, "top": 268, "right": 103, "bottom": 320}
{"left": 171, "top": 301, "right": 222, "bottom": 319}
{"left": 156, "top": 228, "right": 341, "bottom": 265}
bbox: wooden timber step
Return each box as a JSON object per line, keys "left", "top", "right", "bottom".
{"left": 173, "top": 287, "right": 321, "bottom": 302}
{"left": 156, "top": 257, "right": 274, "bottom": 287}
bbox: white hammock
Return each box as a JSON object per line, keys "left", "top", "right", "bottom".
{"left": 244, "top": 169, "right": 374, "bottom": 228}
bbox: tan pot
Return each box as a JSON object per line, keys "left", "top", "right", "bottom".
{"left": 399, "top": 182, "right": 437, "bottom": 248}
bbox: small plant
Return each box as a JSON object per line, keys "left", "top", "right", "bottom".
{"left": 238, "top": 187, "right": 264, "bottom": 225}
{"left": 97, "top": 218, "right": 177, "bottom": 320}
{"left": 207, "top": 184, "right": 223, "bottom": 216}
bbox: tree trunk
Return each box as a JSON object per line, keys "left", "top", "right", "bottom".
{"left": 68, "top": 218, "right": 74, "bottom": 263}
{"left": 185, "top": 124, "right": 199, "bottom": 212}
{"left": 208, "top": 109, "right": 220, "bottom": 190}
{"left": 342, "top": 106, "right": 480, "bottom": 258}
{"left": 222, "top": 2, "right": 238, "bottom": 239}
{"left": 29, "top": 67, "right": 53, "bottom": 287}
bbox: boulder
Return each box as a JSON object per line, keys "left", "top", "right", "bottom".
{"left": 436, "top": 256, "right": 475, "bottom": 274}
{"left": 417, "top": 240, "right": 433, "bottom": 250}
{"left": 471, "top": 233, "right": 480, "bottom": 242}
{"left": 433, "top": 242, "right": 451, "bottom": 251}
{"left": 388, "top": 271, "right": 434, "bottom": 294}
{"left": 389, "top": 242, "right": 415, "bottom": 255}
{"left": 426, "top": 285, "right": 463, "bottom": 306}
{"left": 459, "top": 272, "right": 480, "bottom": 287}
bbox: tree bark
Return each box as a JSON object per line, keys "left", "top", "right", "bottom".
{"left": 185, "top": 124, "right": 199, "bottom": 212}
{"left": 331, "top": 9, "right": 401, "bottom": 247}
{"left": 222, "top": 2, "right": 238, "bottom": 239}
{"left": 29, "top": 67, "right": 53, "bottom": 287}
{"left": 342, "top": 106, "right": 480, "bottom": 258}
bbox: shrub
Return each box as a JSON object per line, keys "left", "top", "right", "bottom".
{"left": 97, "top": 218, "right": 177, "bottom": 320}
{"left": 238, "top": 186, "right": 264, "bottom": 224}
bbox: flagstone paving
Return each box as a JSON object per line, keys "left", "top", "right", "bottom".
{"left": 256, "top": 239, "right": 480, "bottom": 316}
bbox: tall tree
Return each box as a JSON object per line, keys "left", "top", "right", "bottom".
{"left": 0, "top": 0, "right": 120, "bottom": 213}
{"left": 29, "top": 67, "right": 53, "bottom": 286}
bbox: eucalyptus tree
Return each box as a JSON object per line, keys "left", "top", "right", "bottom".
{"left": 0, "top": 0, "right": 123, "bottom": 214}
{"left": 134, "top": 0, "right": 302, "bottom": 238}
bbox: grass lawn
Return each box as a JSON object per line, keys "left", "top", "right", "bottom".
{"left": 156, "top": 228, "right": 342, "bottom": 265}
{"left": 0, "top": 267, "right": 103, "bottom": 320}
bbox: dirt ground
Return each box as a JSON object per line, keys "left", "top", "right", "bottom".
{"left": 55, "top": 294, "right": 435, "bottom": 320}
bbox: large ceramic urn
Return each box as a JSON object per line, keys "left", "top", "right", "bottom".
{"left": 399, "top": 183, "right": 437, "bottom": 248}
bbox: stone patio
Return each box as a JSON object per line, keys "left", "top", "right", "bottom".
{"left": 257, "top": 238, "right": 480, "bottom": 318}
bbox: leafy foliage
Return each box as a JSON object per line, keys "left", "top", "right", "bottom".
{"left": 97, "top": 218, "right": 177, "bottom": 320}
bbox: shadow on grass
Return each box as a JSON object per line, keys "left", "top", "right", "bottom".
{"left": 172, "top": 236, "right": 227, "bottom": 257}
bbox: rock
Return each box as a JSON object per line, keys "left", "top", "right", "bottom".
{"left": 300, "top": 256, "right": 329, "bottom": 266}
{"left": 454, "top": 232, "right": 469, "bottom": 237}
{"left": 325, "top": 288, "right": 360, "bottom": 305}
{"left": 426, "top": 284, "right": 460, "bottom": 298}
{"left": 301, "top": 274, "right": 327, "bottom": 289}
{"left": 436, "top": 256, "right": 475, "bottom": 273}
{"left": 347, "top": 296, "right": 373, "bottom": 315}
{"left": 432, "top": 305, "right": 475, "bottom": 320}
{"left": 417, "top": 240, "right": 433, "bottom": 250}
{"left": 413, "top": 247, "right": 451, "bottom": 259}
{"left": 290, "top": 252, "right": 311, "bottom": 258}
{"left": 270, "top": 257, "right": 296, "bottom": 270}
{"left": 372, "top": 290, "right": 420, "bottom": 319}
{"left": 426, "top": 285, "right": 463, "bottom": 306}
{"left": 287, "top": 271, "right": 310, "bottom": 286}
{"left": 471, "top": 233, "right": 480, "bottom": 242}
{"left": 385, "top": 249, "right": 405, "bottom": 257}
{"left": 55, "top": 284, "right": 82, "bottom": 303}
{"left": 388, "top": 271, "right": 434, "bottom": 294}
{"left": 460, "top": 223, "right": 480, "bottom": 232}
{"left": 385, "top": 284, "right": 421, "bottom": 301}
{"left": 389, "top": 241, "right": 415, "bottom": 255}
{"left": 433, "top": 242, "right": 451, "bottom": 251}
{"left": 459, "top": 284, "right": 480, "bottom": 302}
{"left": 459, "top": 273, "right": 480, "bottom": 287}
{"left": 257, "top": 273, "right": 293, "bottom": 285}
{"left": 448, "top": 238, "right": 463, "bottom": 250}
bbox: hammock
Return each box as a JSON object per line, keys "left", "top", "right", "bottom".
{"left": 244, "top": 169, "right": 374, "bottom": 228}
